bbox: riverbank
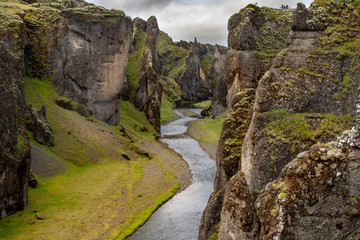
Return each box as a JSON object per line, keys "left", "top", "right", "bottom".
{"left": 129, "top": 109, "right": 216, "bottom": 240}
{"left": 0, "top": 78, "right": 191, "bottom": 240}
{"left": 186, "top": 117, "right": 224, "bottom": 160}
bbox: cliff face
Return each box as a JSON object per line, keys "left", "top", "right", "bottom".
{"left": 134, "top": 16, "right": 163, "bottom": 132}
{"left": 178, "top": 38, "right": 212, "bottom": 101}
{"left": 200, "top": 6, "right": 292, "bottom": 238}
{"left": 198, "top": 44, "right": 227, "bottom": 116}
{"left": 23, "top": 4, "right": 132, "bottom": 126}
{"left": 56, "top": 7, "right": 132, "bottom": 125}
{"left": 201, "top": 1, "right": 360, "bottom": 239}
{"left": 0, "top": 13, "right": 30, "bottom": 219}
{"left": 157, "top": 33, "right": 226, "bottom": 106}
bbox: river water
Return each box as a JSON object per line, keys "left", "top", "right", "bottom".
{"left": 128, "top": 109, "right": 216, "bottom": 240}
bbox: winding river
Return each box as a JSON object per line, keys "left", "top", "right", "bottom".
{"left": 128, "top": 109, "right": 216, "bottom": 240}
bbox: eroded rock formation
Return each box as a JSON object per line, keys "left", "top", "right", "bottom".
{"left": 179, "top": 38, "right": 212, "bottom": 101}
{"left": 200, "top": 6, "right": 292, "bottom": 238}
{"left": 134, "top": 16, "right": 163, "bottom": 132}
{"left": 24, "top": 5, "right": 132, "bottom": 126}
{"left": 201, "top": 1, "right": 360, "bottom": 239}
{"left": 0, "top": 13, "right": 30, "bottom": 219}
{"left": 257, "top": 143, "right": 360, "bottom": 239}
{"left": 57, "top": 7, "right": 132, "bottom": 125}
{"left": 25, "top": 105, "right": 55, "bottom": 147}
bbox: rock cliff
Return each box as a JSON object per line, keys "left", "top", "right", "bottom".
{"left": 157, "top": 32, "right": 226, "bottom": 106}
{"left": 134, "top": 16, "right": 163, "bottom": 132}
{"left": 0, "top": 12, "right": 30, "bottom": 219}
{"left": 56, "top": 7, "right": 132, "bottom": 125}
{"left": 23, "top": 3, "right": 132, "bottom": 125}
{"left": 201, "top": 1, "right": 360, "bottom": 239}
{"left": 198, "top": 44, "right": 227, "bottom": 116}
{"left": 178, "top": 38, "right": 212, "bottom": 101}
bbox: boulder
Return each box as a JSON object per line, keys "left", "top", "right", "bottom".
{"left": 26, "top": 105, "right": 55, "bottom": 147}
{"left": 256, "top": 144, "right": 360, "bottom": 239}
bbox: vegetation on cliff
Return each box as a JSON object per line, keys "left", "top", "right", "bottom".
{"left": 0, "top": 77, "right": 190, "bottom": 239}
{"left": 0, "top": 1, "right": 191, "bottom": 237}
{"left": 201, "top": 1, "right": 360, "bottom": 239}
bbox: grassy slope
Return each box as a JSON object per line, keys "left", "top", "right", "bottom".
{"left": 0, "top": 77, "right": 190, "bottom": 240}
{"left": 193, "top": 100, "right": 212, "bottom": 109}
{"left": 188, "top": 117, "right": 224, "bottom": 145}
{"left": 158, "top": 31, "right": 191, "bottom": 123}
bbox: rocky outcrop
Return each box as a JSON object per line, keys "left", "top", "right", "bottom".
{"left": 199, "top": 43, "right": 227, "bottom": 83}
{"left": 23, "top": 5, "right": 132, "bottom": 126}
{"left": 157, "top": 30, "right": 226, "bottom": 107}
{"left": 134, "top": 16, "right": 163, "bottom": 132}
{"left": 198, "top": 44, "right": 227, "bottom": 116}
{"left": 178, "top": 38, "right": 212, "bottom": 101}
{"left": 25, "top": 105, "right": 55, "bottom": 147}
{"left": 200, "top": 6, "right": 292, "bottom": 238}
{"left": 55, "top": 6, "right": 132, "bottom": 125}
{"left": 211, "top": 76, "right": 227, "bottom": 117}
{"left": 219, "top": 171, "right": 258, "bottom": 239}
{"left": 0, "top": 13, "right": 31, "bottom": 219}
{"left": 256, "top": 143, "right": 360, "bottom": 240}
{"left": 201, "top": 1, "right": 360, "bottom": 239}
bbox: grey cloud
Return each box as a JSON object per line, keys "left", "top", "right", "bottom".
{"left": 87, "top": 0, "right": 314, "bottom": 46}
{"left": 91, "top": 0, "right": 175, "bottom": 11}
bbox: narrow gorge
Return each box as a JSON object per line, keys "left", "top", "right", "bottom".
{"left": 1, "top": 0, "right": 360, "bottom": 240}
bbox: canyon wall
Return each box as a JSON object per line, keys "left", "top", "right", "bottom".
{"left": 134, "top": 16, "right": 163, "bottom": 132}
{"left": 23, "top": 3, "right": 132, "bottom": 126}
{"left": 201, "top": 1, "right": 360, "bottom": 239}
{"left": 56, "top": 7, "right": 132, "bottom": 125}
{"left": 0, "top": 1, "right": 133, "bottom": 218}
{"left": 0, "top": 12, "right": 30, "bottom": 219}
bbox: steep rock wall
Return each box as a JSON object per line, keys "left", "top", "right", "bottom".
{"left": 24, "top": 5, "right": 132, "bottom": 126}
{"left": 56, "top": 6, "right": 132, "bottom": 125}
{"left": 0, "top": 13, "right": 30, "bottom": 219}
{"left": 257, "top": 143, "right": 360, "bottom": 239}
{"left": 198, "top": 43, "right": 227, "bottom": 116}
{"left": 178, "top": 38, "right": 212, "bottom": 102}
{"left": 134, "top": 16, "right": 163, "bottom": 132}
{"left": 199, "top": 6, "right": 292, "bottom": 238}
{"left": 200, "top": 1, "right": 360, "bottom": 239}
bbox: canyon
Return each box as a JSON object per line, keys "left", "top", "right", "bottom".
{"left": 1, "top": 0, "right": 360, "bottom": 240}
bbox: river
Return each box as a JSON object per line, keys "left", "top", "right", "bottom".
{"left": 128, "top": 109, "right": 216, "bottom": 240}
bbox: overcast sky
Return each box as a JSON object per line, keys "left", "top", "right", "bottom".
{"left": 86, "top": 0, "right": 313, "bottom": 46}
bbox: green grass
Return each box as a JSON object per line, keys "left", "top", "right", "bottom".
{"left": 0, "top": 161, "right": 140, "bottom": 239}
{"left": 119, "top": 100, "right": 157, "bottom": 136}
{"left": 0, "top": 157, "right": 180, "bottom": 240}
{"left": 160, "top": 95, "right": 179, "bottom": 124}
{"left": 4, "top": 76, "right": 187, "bottom": 239}
{"left": 114, "top": 183, "right": 180, "bottom": 239}
{"left": 126, "top": 30, "right": 146, "bottom": 99}
{"left": 189, "top": 117, "right": 224, "bottom": 144}
{"left": 193, "top": 100, "right": 211, "bottom": 108}
{"left": 0, "top": 1, "right": 33, "bottom": 14}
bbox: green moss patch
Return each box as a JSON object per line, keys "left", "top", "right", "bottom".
{"left": 262, "top": 109, "right": 353, "bottom": 150}
{"left": 193, "top": 100, "right": 211, "bottom": 108}
{"left": 126, "top": 30, "right": 146, "bottom": 99}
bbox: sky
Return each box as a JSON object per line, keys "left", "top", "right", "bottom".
{"left": 86, "top": 0, "right": 313, "bottom": 46}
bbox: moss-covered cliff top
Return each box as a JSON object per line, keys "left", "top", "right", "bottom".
{"left": 0, "top": 0, "right": 128, "bottom": 24}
